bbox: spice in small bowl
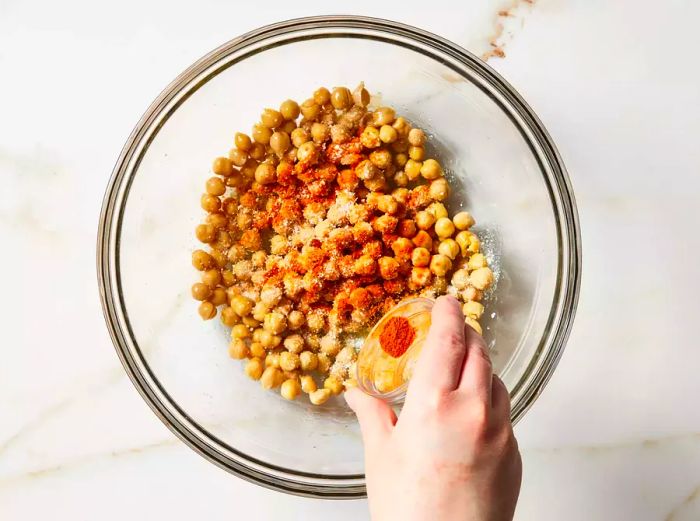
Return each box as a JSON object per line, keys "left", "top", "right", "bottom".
{"left": 355, "top": 297, "right": 434, "bottom": 403}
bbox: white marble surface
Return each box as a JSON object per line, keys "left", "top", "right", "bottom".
{"left": 2, "top": 0, "right": 700, "bottom": 519}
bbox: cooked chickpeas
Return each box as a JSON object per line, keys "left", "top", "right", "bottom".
{"left": 299, "top": 351, "right": 318, "bottom": 371}
{"left": 300, "top": 375, "right": 318, "bottom": 394}
{"left": 195, "top": 84, "right": 492, "bottom": 404}
{"left": 261, "top": 367, "right": 283, "bottom": 389}
{"left": 198, "top": 301, "right": 216, "bottom": 320}
{"left": 280, "top": 99, "right": 300, "bottom": 120}
{"left": 408, "top": 128, "right": 426, "bottom": 146}
{"left": 261, "top": 108, "right": 283, "bottom": 129}
{"left": 324, "top": 376, "right": 344, "bottom": 395}
{"left": 331, "top": 86, "right": 352, "bottom": 109}
{"left": 470, "top": 267, "right": 494, "bottom": 290}
{"left": 281, "top": 378, "right": 302, "bottom": 400}
{"left": 430, "top": 254, "right": 452, "bottom": 277}
{"left": 429, "top": 178, "right": 450, "bottom": 201}
{"left": 191, "top": 282, "right": 211, "bottom": 301}
{"left": 434, "top": 217, "right": 456, "bottom": 239}
{"left": 309, "top": 388, "right": 332, "bottom": 405}
{"left": 279, "top": 351, "right": 300, "bottom": 371}
{"left": 465, "top": 317, "right": 483, "bottom": 335}
{"left": 228, "top": 338, "right": 249, "bottom": 359}
{"left": 453, "top": 211, "right": 475, "bottom": 230}
{"left": 231, "top": 295, "right": 253, "bottom": 316}
{"left": 252, "top": 124, "right": 272, "bottom": 144}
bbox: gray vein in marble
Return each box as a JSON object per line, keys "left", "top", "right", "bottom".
{"left": 666, "top": 485, "right": 700, "bottom": 521}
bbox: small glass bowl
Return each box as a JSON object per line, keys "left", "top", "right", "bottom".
{"left": 356, "top": 298, "right": 434, "bottom": 404}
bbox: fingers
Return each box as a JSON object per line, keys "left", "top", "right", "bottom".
{"left": 458, "top": 320, "right": 493, "bottom": 404}
{"left": 408, "top": 295, "right": 468, "bottom": 394}
{"left": 345, "top": 387, "right": 397, "bottom": 447}
{"left": 490, "top": 375, "right": 511, "bottom": 419}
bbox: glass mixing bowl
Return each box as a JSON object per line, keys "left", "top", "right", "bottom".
{"left": 97, "top": 16, "right": 581, "bottom": 498}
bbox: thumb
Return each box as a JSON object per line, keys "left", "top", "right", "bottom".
{"left": 345, "top": 388, "right": 397, "bottom": 447}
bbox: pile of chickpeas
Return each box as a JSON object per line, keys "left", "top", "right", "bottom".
{"left": 191, "top": 83, "right": 494, "bottom": 405}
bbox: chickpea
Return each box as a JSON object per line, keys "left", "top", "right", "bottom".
{"left": 242, "top": 316, "right": 261, "bottom": 329}
{"left": 393, "top": 170, "right": 408, "bottom": 187}
{"left": 247, "top": 142, "right": 264, "bottom": 161}
{"left": 392, "top": 116, "right": 410, "bottom": 136}
{"left": 192, "top": 250, "right": 214, "bottom": 271}
{"left": 369, "top": 149, "right": 392, "bottom": 169}
{"left": 234, "top": 133, "right": 252, "bottom": 152}
{"left": 378, "top": 256, "right": 400, "bottom": 280}
{"left": 420, "top": 158, "right": 443, "bottom": 180}
{"left": 297, "top": 352, "right": 317, "bottom": 372}
{"left": 288, "top": 310, "right": 305, "bottom": 330}
{"left": 317, "top": 353, "right": 331, "bottom": 373}
{"left": 205, "top": 177, "right": 226, "bottom": 197}
{"left": 463, "top": 286, "right": 483, "bottom": 302}
{"left": 429, "top": 178, "right": 450, "bottom": 201}
{"left": 453, "top": 211, "right": 475, "bottom": 230}
{"left": 379, "top": 124, "right": 398, "bottom": 144}
{"left": 249, "top": 342, "right": 266, "bottom": 358}
{"left": 231, "top": 295, "right": 253, "bottom": 317}
{"left": 394, "top": 152, "right": 408, "bottom": 168}
{"left": 279, "top": 351, "right": 300, "bottom": 372}
{"left": 233, "top": 260, "right": 253, "bottom": 280}
{"left": 465, "top": 317, "right": 483, "bottom": 335}
{"left": 427, "top": 202, "right": 448, "bottom": 219}
{"left": 300, "top": 98, "right": 321, "bottom": 120}
{"left": 280, "top": 99, "right": 300, "bottom": 120}
{"left": 260, "top": 330, "right": 281, "bottom": 348}
{"left": 330, "top": 86, "right": 352, "bottom": 109}
{"left": 211, "top": 287, "right": 227, "bottom": 306}
{"left": 228, "top": 148, "right": 248, "bottom": 168}
{"left": 210, "top": 249, "right": 227, "bottom": 269}
{"left": 231, "top": 324, "right": 250, "bottom": 339}
{"left": 456, "top": 230, "right": 480, "bottom": 255}
{"left": 411, "top": 247, "right": 431, "bottom": 267}
{"left": 220, "top": 306, "right": 239, "bottom": 327}
{"left": 415, "top": 210, "right": 436, "bottom": 230}
{"left": 412, "top": 230, "right": 433, "bottom": 250}
{"left": 297, "top": 141, "right": 318, "bottom": 163}
{"left": 200, "top": 269, "right": 220, "bottom": 288}
{"left": 467, "top": 253, "right": 487, "bottom": 271}
{"left": 392, "top": 237, "right": 414, "bottom": 258}
{"left": 290, "top": 127, "right": 310, "bottom": 147}
{"left": 212, "top": 156, "right": 234, "bottom": 177}
{"left": 281, "top": 120, "right": 297, "bottom": 134}
{"left": 300, "top": 375, "right": 318, "bottom": 394}
{"left": 438, "top": 239, "right": 460, "bottom": 260}
{"left": 377, "top": 195, "right": 399, "bottom": 214}
{"left": 408, "top": 128, "right": 426, "bottom": 146}
{"left": 307, "top": 312, "right": 326, "bottom": 333}
{"left": 360, "top": 126, "right": 381, "bottom": 148}
{"left": 221, "top": 270, "right": 235, "bottom": 287}
{"left": 435, "top": 217, "right": 456, "bottom": 239}
{"left": 309, "top": 388, "right": 332, "bottom": 405}
{"left": 261, "top": 108, "right": 283, "bottom": 129}
{"left": 430, "top": 254, "right": 452, "bottom": 277}
{"left": 260, "top": 286, "right": 282, "bottom": 308}
{"left": 320, "top": 334, "right": 341, "bottom": 357}
{"left": 463, "top": 300, "right": 485, "bottom": 320}
{"left": 373, "top": 214, "right": 399, "bottom": 234}
{"left": 323, "top": 376, "right": 344, "bottom": 395}
{"left": 280, "top": 378, "right": 301, "bottom": 400}
{"left": 392, "top": 188, "right": 410, "bottom": 205}
{"left": 252, "top": 123, "right": 272, "bottom": 144}
{"left": 245, "top": 358, "right": 264, "bottom": 380}
{"left": 352, "top": 82, "right": 370, "bottom": 107}
{"left": 201, "top": 193, "right": 221, "bottom": 213}
{"left": 198, "top": 301, "right": 216, "bottom": 320}
{"left": 330, "top": 124, "right": 351, "bottom": 144}
{"left": 191, "top": 282, "right": 211, "bottom": 301}
{"left": 269, "top": 131, "right": 291, "bottom": 155}
{"left": 261, "top": 367, "right": 283, "bottom": 389}
{"left": 265, "top": 351, "right": 281, "bottom": 368}
{"left": 269, "top": 234, "right": 288, "bottom": 256}
{"left": 364, "top": 175, "right": 388, "bottom": 192}
{"left": 411, "top": 267, "right": 432, "bottom": 287}
{"left": 336, "top": 346, "right": 357, "bottom": 365}
{"left": 373, "top": 107, "right": 396, "bottom": 126}
{"left": 408, "top": 146, "right": 425, "bottom": 161}
{"left": 311, "top": 122, "right": 329, "bottom": 143}
{"left": 404, "top": 158, "right": 422, "bottom": 180}
{"left": 228, "top": 338, "right": 249, "bottom": 359}
{"left": 283, "top": 334, "right": 304, "bottom": 354}
{"left": 470, "top": 267, "right": 494, "bottom": 290}
{"left": 354, "top": 254, "right": 377, "bottom": 276}
{"left": 356, "top": 159, "right": 379, "bottom": 180}
{"left": 263, "top": 312, "right": 287, "bottom": 335}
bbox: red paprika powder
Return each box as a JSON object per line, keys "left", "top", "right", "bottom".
{"left": 379, "top": 316, "right": 416, "bottom": 358}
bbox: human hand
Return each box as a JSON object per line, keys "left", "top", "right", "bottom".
{"left": 345, "top": 295, "right": 522, "bottom": 521}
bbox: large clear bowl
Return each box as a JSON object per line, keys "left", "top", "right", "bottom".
{"left": 97, "top": 16, "right": 581, "bottom": 498}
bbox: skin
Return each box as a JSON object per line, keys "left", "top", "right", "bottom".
{"left": 345, "top": 295, "right": 522, "bottom": 521}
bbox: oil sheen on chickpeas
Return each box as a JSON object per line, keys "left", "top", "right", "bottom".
{"left": 191, "top": 83, "right": 494, "bottom": 404}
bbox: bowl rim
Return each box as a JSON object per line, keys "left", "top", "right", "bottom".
{"left": 97, "top": 14, "right": 581, "bottom": 499}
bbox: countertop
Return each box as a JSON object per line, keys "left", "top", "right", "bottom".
{"left": 2, "top": 1, "right": 700, "bottom": 519}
